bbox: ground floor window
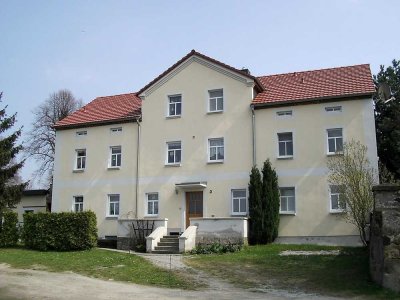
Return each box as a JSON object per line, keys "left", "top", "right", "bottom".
{"left": 108, "top": 194, "right": 120, "bottom": 217}
{"left": 73, "top": 196, "right": 84, "bottom": 212}
{"left": 280, "top": 187, "right": 295, "bottom": 214}
{"left": 146, "top": 193, "right": 159, "bottom": 216}
{"left": 232, "top": 189, "right": 247, "bottom": 215}
{"left": 330, "top": 185, "right": 346, "bottom": 212}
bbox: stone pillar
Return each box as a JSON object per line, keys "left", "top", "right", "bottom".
{"left": 370, "top": 184, "right": 400, "bottom": 292}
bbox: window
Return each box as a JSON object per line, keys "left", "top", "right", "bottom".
{"left": 76, "top": 130, "right": 87, "bottom": 136}
{"left": 232, "top": 189, "right": 247, "bottom": 215}
{"left": 110, "top": 146, "right": 122, "bottom": 167}
{"left": 209, "top": 89, "right": 223, "bottom": 112}
{"left": 24, "top": 209, "right": 34, "bottom": 214}
{"left": 166, "top": 141, "right": 181, "bottom": 164}
{"left": 327, "top": 128, "right": 343, "bottom": 154}
{"left": 280, "top": 187, "right": 295, "bottom": 214}
{"left": 168, "top": 95, "right": 182, "bottom": 117}
{"left": 73, "top": 196, "right": 83, "bottom": 212}
{"left": 325, "top": 106, "right": 342, "bottom": 112}
{"left": 146, "top": 193, "right": 159, "bottom": 216}
{"left": 278, "top": 132, "right": 293, "bottom": 157}
{"left": 277, "top": 110, "right": 292, "bottom": 116}
{"left": 110, "top": 127, "right": 122, "bottom": 133}
{"left": 330, "top": 185, "right": 346, "bottom": 212}
{"left": 75, "top": 149, "right": 86, "bottom": 170}
{"left": 108, "top": 194, "right": 120, "bottom": 217}
{"left": 208, "top": 138, "right": 224, "bottom": 162}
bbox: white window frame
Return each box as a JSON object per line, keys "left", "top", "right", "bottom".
{"left": 109, "top": 146, "right": 122, "bottom": 168}
{"left": 167, "top": 94, "right": 182, "bottom": 117}
{"left": 329, "top": 185, "right": 346, "bottom": 213}
{"left": 279, "top": 187, "right": 296, "bottom": 215}
{"left": 231, "top": 189, "right": 247, "bottom": 215}
{"left": 166, "top": 141, "right": 182, "bottom": 165}
{"left": 277, "top": 132, "right": 294, "bottom": 158}
{"left": 208, "top": 89, "right": 224, "bottom": 113}
{"left": 208, "top": 137, "right": 224, "bottom": 163}
{"left": 76, "top": 130, "right": 87, "bottom": 137}
{"left": 107, "top": 194, "right": 120, "bottom": 217}
{"left": 110, "top": 127, "right": 122, "bottom": 134}
{"left": 325, "top": 106, "right": 342, "bottom": 113}
{"left": 73, "top": 196, "right": 84, "bottom": 212}
{"left": 146, "top": 193, "right": 159, "bottom": 216}
{"left": 75, "top": 149, "right": 86, "bottom": 170}
{"left": 327, "top": 128, "right": 343, "bottom": 155}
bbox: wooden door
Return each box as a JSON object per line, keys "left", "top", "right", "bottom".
{"left": 186, "top": 191, "right": 203, "bottom": 228}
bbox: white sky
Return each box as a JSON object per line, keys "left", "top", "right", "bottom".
{"left": 1, "top": 0, "right": 399, "bottom": 187}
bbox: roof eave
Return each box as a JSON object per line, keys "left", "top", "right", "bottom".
{"left": 54, "top": 115, "right": 141, "bottom": 131}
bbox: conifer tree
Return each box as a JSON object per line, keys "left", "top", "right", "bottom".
{"left": 261, "top": 159, "right": 280, "bottom": 243}
{"left": 248, "top": 166, "right": 263, "bottom": 244}
{"left": 0, "top": 93, "right": 27, "bottom": 220}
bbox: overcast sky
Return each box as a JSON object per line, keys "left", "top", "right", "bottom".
{"left": 1, "top": 0, "right": 399, "bottom": 187}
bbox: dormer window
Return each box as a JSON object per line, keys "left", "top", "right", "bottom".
{"left": 208, "top": 89, "right": 223, "bottom": 112}
{"left": 168, "top": 95, "right": 182, "bottom": 117}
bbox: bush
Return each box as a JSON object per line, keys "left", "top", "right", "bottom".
{"left": 0, "top": 211, "right": 19, "bottom": 247}
{"left": 22, "top": 211, "right": 98, "bottom": 251}
{"left": 190, "top": 241, "right": 242, "bottom": 254}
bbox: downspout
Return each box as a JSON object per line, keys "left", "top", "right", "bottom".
{"left": 135, "top": 118, "right": 141, "bottom": 219}
{"left": 251, "top": 105, "right": 256, "bottom": 166}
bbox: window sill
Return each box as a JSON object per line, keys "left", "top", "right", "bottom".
{"left": 144, "top": 215, "right": 159, "bottom": 218}
{"left": 165, "top": 163, "right": 181, "bottom": 167}
{"left": 107, "top": 166, "right": 121, "bottom": 170}
{"left": 231, "top": 213, "right": 247, "bottom": 217}
{"left": 207, "top": 110, "right": 223, "bottom": 114}
{"left": 166, "top": 115, "right": 181, "bottom": 119}
{"left": 330, "top": 210, "right": 346, "bottom": 214}
{"left": 72, "top": 169, "right": 85, "bottom": 173}
{"left": 106, "top": 216, "right": 119, "bottom": 219}
{"left": 277, "top": 156, "right": 293, "bottom": 160}
{"left": 280, "top": 212, "right": 296, "bottom": 215}
{"left": 207, "top": 160, "right": 224, "bottom": 164}
{"left": 327, "top": 152, "right": 343, "bottom": 157}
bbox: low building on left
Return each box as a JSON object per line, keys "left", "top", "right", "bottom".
{"left": 12, "top": 189, "right": 50, "bottom": 224}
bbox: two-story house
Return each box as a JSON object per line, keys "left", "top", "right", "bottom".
{"left": 52, "top": 50, "right": 377, "bottom": 248}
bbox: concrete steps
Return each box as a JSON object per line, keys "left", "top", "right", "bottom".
{"left": 152, "top": 235, "right": 180, "bottom": 254}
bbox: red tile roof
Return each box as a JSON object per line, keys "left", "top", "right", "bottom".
{"left": 253, "top": 64, "right": 375, "bottom": 106}
{"left": 54, "top": 93, "right": 141, "bottom": 129}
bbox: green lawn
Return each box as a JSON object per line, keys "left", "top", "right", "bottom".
{"left": 0, "top": 247, "right": 193, "bottom": 289}
{"left": 185, "top": 244, "right": 400, "bottom": 299}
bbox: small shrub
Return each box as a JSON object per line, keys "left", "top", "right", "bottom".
{"left": 190, "top": 241, "right": 242, "bottom": 254}
{"left": 0, "top": 211, "right": 19, "bottom": 247}
{"left": 22, "top": 211, "right": 98, "bottom": 251}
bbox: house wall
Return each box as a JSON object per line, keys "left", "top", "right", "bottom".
{"left": 255, "top": 98, "right": 378, "bottom": 243}
{"left": 138, "top": 59, "right": 254, "bottom": 231}
{"left": 52, "top": 123, "right": 139, "bottom": 237}
{"left": 13, "top": 195, "right": 47, "bottom": 223}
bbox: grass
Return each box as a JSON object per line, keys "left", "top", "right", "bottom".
{"left": 185, "top": 244, "right": 400, "bottom": 299}
{"left": 0, "top": 247, "right": 193, "bottom": 289}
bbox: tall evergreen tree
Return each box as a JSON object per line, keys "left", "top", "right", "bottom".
{"left": 0, "top": 93, "right": 27, "bottom": 220}
{"left": 261, "top": 159, "right": 280, "bottom": 243}
{"left": 248, "top": 166, "right": 263, "bottom": 244}
{"left": 374, "top": 59, "right": 400, "bottom": 180}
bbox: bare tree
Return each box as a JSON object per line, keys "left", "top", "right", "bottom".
{"left": 327, "top": 140, "right": 377, "bottom": 246}
{"left": 25, "top": 90, "right": 83, "bottom": 186}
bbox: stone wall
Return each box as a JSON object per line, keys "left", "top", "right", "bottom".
{"left": 370, "top": 184, "right": 400, "bottom": 293}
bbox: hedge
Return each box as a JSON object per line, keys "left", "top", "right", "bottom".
{"left": 22, "top": 211, "right": 98, "bottom": 251}
{"left": 0, "top": 211, "right": 19, "bottom": 247}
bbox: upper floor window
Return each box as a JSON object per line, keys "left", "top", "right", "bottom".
{"left": 278, "top": 132, "right": 293, "bottom": 158}
{"left": 166, "top": 141, "right": 181, "bottom": 165}
{"left": 327, "top": 128, "right": 343, "bottom": 154}
{"left": 208, "top": 89, "right": 223, "bottom": 112}
{"left": 232, "top": 189, "right": 247, "bottom": 215}
{"left": 280, "top": 187, "right": 295, "bottom": 214}
{"left": 110, "top": 146, "right": 121, "bottom": 167}
{"left": 110, "top": 127, "right": 122, "bottom": 134}
{"left": 146, "top": 193, "right": 159, "bottom": 216}
{"left": 276, "top": 110, "right": 292, "bottom": 117}
{"left": 107, "top": 194, "right": 120, "bottom": 217}
{"left": 208, "top": 138, "right": 224, "bottom": 162}
{"left": 75, "top": 149, "right": 86, "bottom": 170}
{"left": 73, "top": 196, "right": 83, "bottom": 212}
{"left": 325, "top": 106, "right": 342, "bottom": 113}
{"left": 76, "top": 130, "right": 87, "bottom": 137}
{"left": 330, "top": 185, "right": 346, "bottom": 212}
{"left": 168, "top": 95, "right": 182, "bottom": 117}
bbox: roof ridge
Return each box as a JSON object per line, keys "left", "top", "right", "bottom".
{"left": 257, "top": 63, "right": 371, "bottom": 79}
{"left": 95, "top": 92, "right": 138, "bottom": 99}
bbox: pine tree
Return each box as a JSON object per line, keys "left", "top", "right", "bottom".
{"left": 0, "top": 93, "right": 27, "bottom": 220}
{"left": 248, "top": 166, "right": 263, "bottom": 244}
{"left": 261, "top": 159, "right": 280, "bottom": 243}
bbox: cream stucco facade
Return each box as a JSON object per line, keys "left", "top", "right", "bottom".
{"left": 52, "top": 53, "right": 378, "bottom": 245}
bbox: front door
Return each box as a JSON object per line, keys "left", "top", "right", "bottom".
{"left": 186, "top": 191, "right": 203, "bottom": 228}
